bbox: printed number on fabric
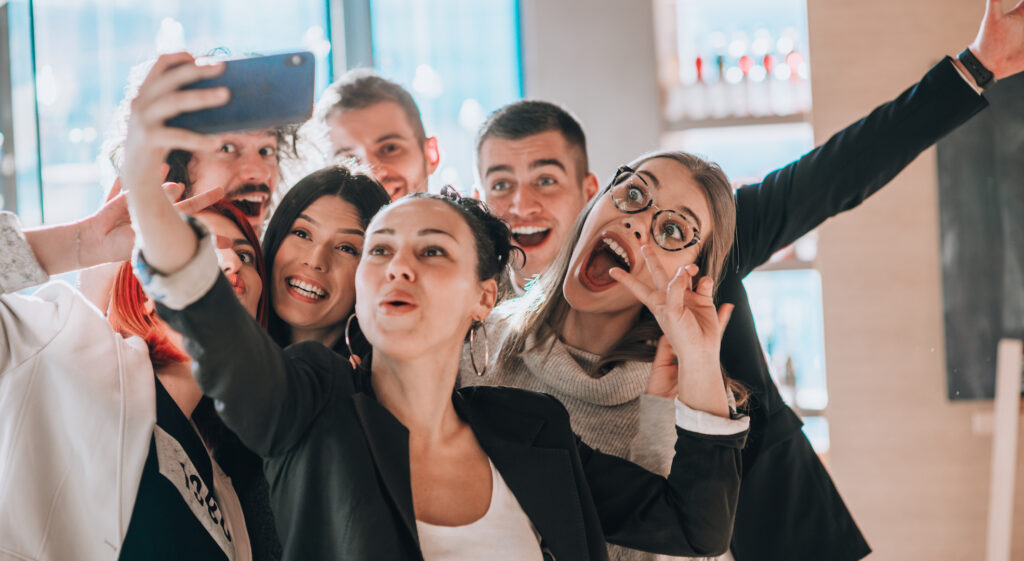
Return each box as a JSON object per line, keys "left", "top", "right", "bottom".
{"left": 154, "top": 425, "right": 236, "bottom": 561}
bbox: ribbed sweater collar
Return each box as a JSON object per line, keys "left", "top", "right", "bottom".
{"left": 519, "top": 334, "right": 650, "bottom": 407}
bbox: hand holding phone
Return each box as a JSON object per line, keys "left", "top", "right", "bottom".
{"left": 166, "top": 51, "right": 316, "bottom": 134}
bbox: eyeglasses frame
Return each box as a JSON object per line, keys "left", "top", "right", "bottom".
{"left": 608, "top": 165, "right": 702, "bottom": 252}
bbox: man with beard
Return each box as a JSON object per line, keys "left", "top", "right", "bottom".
{"left": 83, "top": 59, "right": 299, "bottom": 311}
{"left": 316, "top": 69, "right": 439, "bottom": 200}
{"left": 104, "top": 58, "right": 300, "bottom": 232}
{"left": 162, "top": 129, "right": 294, "bottom": 230}
{"left": 471, "top": 4, "right": 1024, "bottom": 559}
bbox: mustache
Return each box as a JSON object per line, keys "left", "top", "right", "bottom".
{"left": 226, "top": 184, "right": 272, "bottom": 198}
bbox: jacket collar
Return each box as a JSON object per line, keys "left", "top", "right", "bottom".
{"left": 350, "top": 364, "right": 592, "bottom": 561}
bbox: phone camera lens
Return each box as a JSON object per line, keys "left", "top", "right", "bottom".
{"left": 289, "top": 55, "right": 302, "bottom": 66}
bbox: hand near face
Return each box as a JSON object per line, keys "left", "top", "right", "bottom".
{"left": 78, "top": 178, "right": 224, "bottom": 267}
{"left": 610, "top": 245, "right": 734, "bottom": 416}
{"left": 121, "top": 52, "right": 228, "bottom": 200}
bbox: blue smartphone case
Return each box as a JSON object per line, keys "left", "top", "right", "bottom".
{"left": 166, "top": 51, "right": 315, "bottom": 134}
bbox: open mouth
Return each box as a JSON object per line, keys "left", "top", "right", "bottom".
{"left": 379, "top": 291, "right": 417, "bottom": 314}
{"left": 511, "top": 226, "right": 552, "bottom": 249}
{"left": 286, "top": 277, "right": 329, "bottom": 302}
{"left": 229, "top": 193, "right": 269, "bottom": 218}
{"left": 580, "top": 235, "right": 633, "bottom": 291}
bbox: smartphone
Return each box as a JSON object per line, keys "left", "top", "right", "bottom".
{"left": 166, "top": 51, "right": 315, "bottom": 134}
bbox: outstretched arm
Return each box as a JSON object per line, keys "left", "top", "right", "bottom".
{"left": 121, "top": 52, "right": 343, "bottom": 456}
{"left": 730, "top": 0, "right": 1024, "bottom": 278}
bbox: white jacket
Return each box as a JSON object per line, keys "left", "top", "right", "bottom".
{"left": 0, "top": 279, "right": 156, "bottom": 561}
{"left": 0, "top": 212, "right": 249, "bottom": 561}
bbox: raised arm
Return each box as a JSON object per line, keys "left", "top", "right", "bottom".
{"left": 120, "top": 52, "right": 229, "bottom": 274}
{"left": 120, "top": 52, "right": 344, "bottom": 457}
{"left": 730, "top": 0, "right": 1024, "bottom": 277}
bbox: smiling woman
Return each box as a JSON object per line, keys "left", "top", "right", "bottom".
{"left": 261, "top": 165, "right": 391, "bottom": 353}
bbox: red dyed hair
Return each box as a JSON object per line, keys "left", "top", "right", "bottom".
{"left": 106, "top": 201, "right": 268, "bottom": 367}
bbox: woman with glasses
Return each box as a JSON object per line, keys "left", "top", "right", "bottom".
{"left": 461, "top": 151, "right": 745, "bottom": 561}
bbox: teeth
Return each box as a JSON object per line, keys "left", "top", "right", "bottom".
{"left": 237, "top": 195, "right": 265, "bottom": 203}
{"left": 512, "top": 226, "right": 550, "bottom": 235}
{"left": 288, "top": 279, "right": 326, "bottom": 298}
{"left": 602, "top": 238, "right": 631, "bottom": 268}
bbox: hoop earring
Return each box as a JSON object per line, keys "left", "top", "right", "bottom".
{"left": 344, "top": 313, "right": 362, "bottom": 369}
{"left": 468, "top": 320, "right": 490, "bottom": 377}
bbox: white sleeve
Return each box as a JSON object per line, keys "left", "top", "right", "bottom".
{"left": 674, "top": 397, "right": 750, "bottom": 436}
{"left": 0, "top": 212, "right": 49, "bottom": 294}
{"left": 132, "top": 217, "right": 221, "bottom": 310}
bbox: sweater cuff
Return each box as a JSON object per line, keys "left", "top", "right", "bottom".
{"left": 132, "top": 216, "right": 220, "bottom": 310}
{"left": 674, "top": 397, "right": 750, "bottom": 436}
{"left": 0, "top": 212, "right": 50, "bottom": 293}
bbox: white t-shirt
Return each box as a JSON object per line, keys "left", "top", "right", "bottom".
{"left": 416, "top": 459, "right": 543, "bottom": 561}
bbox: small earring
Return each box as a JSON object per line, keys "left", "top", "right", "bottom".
{"left": 468, "top": 320, "right": 490, "bottom": 377}
{"left": 344, "top": 313, "right": 362, "bottom": 369}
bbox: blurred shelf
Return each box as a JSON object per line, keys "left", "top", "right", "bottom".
{"left": 664, "top": 111, "right": 809, "bottom": 132}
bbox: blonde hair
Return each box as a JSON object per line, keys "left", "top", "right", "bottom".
{"left": 495, "top": 150, "right": 747, "bottom": 404}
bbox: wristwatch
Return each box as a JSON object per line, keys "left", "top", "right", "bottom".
{"left": 958, "top": 48, "right": 995, "bottom": 89}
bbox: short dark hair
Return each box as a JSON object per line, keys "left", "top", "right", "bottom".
{"left": 317, "top": 69, "right": 427, "bottom": 145}
{"left": 262, "top": 165, "right": 391, "bottom": 354}
{"left": 475, "top": 100, "right": 589, "bottom": 181}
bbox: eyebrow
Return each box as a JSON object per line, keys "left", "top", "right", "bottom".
{"left": 676, "top": 207, "right": 704, "bottom": 232}
{"left": 530, "top": 158, "right": 567, "bottom": 172}
{"left": 334, "top": 133, "right": 407, "bottom": 156}
{"left": 638, "top": 170, "right": 661, "bottom": 190}
{"left": 375, "top": 133, "right": 405, "bottom": 144}
{"left": 372, "top": 227, "right": 459, "bottom": 242}
{"left": 637, "top": 170, "right": 705, "bottom": 231}
{"left": 296, "top": 214, "right": 365, "bottom": 236}
{"left": 484, "top": 158, "right": 567, "bottom": 178}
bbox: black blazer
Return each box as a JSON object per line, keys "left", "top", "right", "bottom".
{"left": 718, "top": 57, "right": 988, "bottom": 560}
{"left": 160, "top": 275, "right": 748, "bottom": 561}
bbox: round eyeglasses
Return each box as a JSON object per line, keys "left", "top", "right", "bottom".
{"left": 608, "top": 165, "right": 702, "bottom": 252}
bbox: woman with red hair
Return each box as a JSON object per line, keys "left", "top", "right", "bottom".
{"left": 0, "top": 189, "right": 269, "bottom": 561}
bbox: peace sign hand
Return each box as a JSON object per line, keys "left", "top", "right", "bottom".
{"left": 609, "top": 244, "right": 734, "bottom": 417}
{"left": 78, "top": 178, "right": 225, "bottom": 267}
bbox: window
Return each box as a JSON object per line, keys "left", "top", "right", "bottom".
{"left": 369, "top": 0, "right": 521, "bottom": 194}
{"left": 5, "top": 0, "right": 332, "bottom": 225}
{"left": 654, "top": 0, "right": 831, "bottom": 455}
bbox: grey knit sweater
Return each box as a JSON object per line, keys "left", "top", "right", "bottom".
{"left": 459, "top": 317, "right": 720, "bottom": 561}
